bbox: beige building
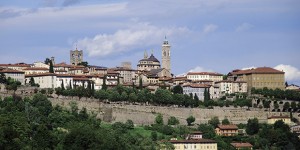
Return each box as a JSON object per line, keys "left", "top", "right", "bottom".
{"left": 228, "top": 67, "right": 285, "bottom": 92}
{"left": 170, "top": 139, "right": 217, "bottom": 150}
{"left": 23, "top": 67, "right": 49, "bottom": 75}
{"left": 186, "top": 72, "right": 223, "bottom": 83}
{"left": 0, "top": 63, "right": 30, "bottom": 71}
{"left": 215, "top": 124, "right": 238, "bottom": 136}
{"left": 267, "top": 115, "right": 291, "bottom": 125}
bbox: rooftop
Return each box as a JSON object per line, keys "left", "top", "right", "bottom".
{"left": 217, "top": 124, "right": 238, "bottom": 130}
{"left": 187, "top": 72, "right": 223, "bottom": 76}
{"left": 231, "top": 142, "right": 253, "bottom": 148}
{"left": 230, "top": 67, "right": 284, "bottom": 75}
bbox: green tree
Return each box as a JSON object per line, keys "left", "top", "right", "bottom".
{"left": 49, "top": 60, "right": 54, "bottom": 73}
{"left": 208, "top": 116, "right": 220, "bottom": 128}
{"left": 61, "top": 81, "right": 65, "bottom": 91}
{"left": 139, "top": 77, "right": 143, "bottom": 89}
{"left": 186, "top": 115, "right": 195, "bottom": 126}
{"left": 155, "top": 114, "right": 164, "bottom": 125}
{"left": 274, "top": 102, "right": 279, "bottom": 109}
{"left": 283, "top": 102, "right": 290, "bottom": 110}
{"left": 77, "top": 61, "right": 88, "bottom": 67}
{"left": 222, "top": 118, "right": 230, "bottom": 125}
{"left": 102, "top": 76, "right": 107, "bottom": 90}
{"left": 151, "top": 131, "right": 157, "bottom": 141}
{"left": 291, "top": 101, "right": 297, "bottom": 110}
{"left": 172, "top": 85, "right": 183, "bottom": 94}
{"left": 246, "top": 118, "right": 259, "bottom": 135}
{"left": 168, "top": 116, "right": 179, "bottom": 125}
{"left": 0, "top": 73, "right": 7, "bottom": 84}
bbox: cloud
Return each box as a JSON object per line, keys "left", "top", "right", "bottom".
{"left": 235, "top": 22, "right": 254, "bottom": 32}
{"left": 77, "top": 22, "right": 190, "bottom": 57}
{"left": 274, "top": 64, "right": 300, "bottom": 82}
{"left": 188, "top": 66, "right": 214, "bottom": 72}
{"left": 203, "top": 24, "right": 218, "bottom": 34}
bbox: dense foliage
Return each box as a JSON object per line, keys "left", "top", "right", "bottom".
{"left": 252, "top": 87, "right": 300, "bottom": 101}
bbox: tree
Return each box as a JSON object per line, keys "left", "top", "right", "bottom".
{"left": 246, "top": 118, "right": 259, "bottom": 135}
{"left": 283, "top": 102, "right": 290, "bottom": 110}
{"left": 61, "top": 80, "right": 65, "bottom": 91}
{"left": 44, "top": 58, "right": 51, "bottom": 64}
{"left": 49, "top": 60, "right": 54, "bottom": 73}
{"left": 77, "top": 61, "right": 88, "bottom": 67}
{"left": 291, "top": 101, "right": 297, "bottom": 110}
{"left": 222, "top": 118, "right": 230, "bottom": 125}
{"left": 102, "top": 76, "right": 107, "bottom": 90}
{"left": 139, "top": 77, "right": 143, "bottom": 89}
{"left": 186, "top": 115, "right": 195, "bottom": 126}
{"left": 151, "top": 131, "right": 157, "bottom": 141}
{"left": 168, "top": 116, "right": 179, "bottom": 125}
{"left": 29, "top": 77, "right": 35, "bottom": 86}
{"left": 155, "top": 114, "right": 164, "bottom": 125}
{"left": 208, "top": 116, "right": 220, "bottom": 128}
{"left": 172, "top": 85, "right": 183, "bottom": 94}
{"left": 0, "top": 73, "right": 7, "bottom": 84}
{"left": 274, "top": 103, "right": 279, "bottom": 109}
{"left": 223, "top": 74, "right": 228, "bottom": 80}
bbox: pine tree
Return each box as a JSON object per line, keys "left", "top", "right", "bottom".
{"left": 69, "top": 80, "right": 72, "bottom": 89}
{"left": 49, "top": 61, "right": 54, "bottom": 73}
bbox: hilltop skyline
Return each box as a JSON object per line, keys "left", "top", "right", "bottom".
{"left": 0, "top": 0, "right": 300, "bottom": 84}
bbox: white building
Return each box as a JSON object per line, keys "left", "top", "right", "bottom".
{"left": 0, "top": 69, "right": 25, "bottom": 85}
{"left": 183, "top": 83, "right": 210, "bottom": 101}
{"left": 33, "top": 62, "right": 49, "bottom": 69}
{"left": 25, "top": 73, "right": 56, "bottom": 88}
{"left": 215, "top": 80, "right": 247, "bottom": 94}
{"left": 186, "top": 72, "right": 223, "bottom": 83}
{"left": 23, "top": 67, "right": 49, "bottom": 75}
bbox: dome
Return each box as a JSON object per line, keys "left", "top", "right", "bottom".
{"left": 139, "top": 54, "right": 160, "bottom": 63}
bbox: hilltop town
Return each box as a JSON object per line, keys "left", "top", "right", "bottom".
{"left": 1, "top": 38, "right": 300, "bottom": 149}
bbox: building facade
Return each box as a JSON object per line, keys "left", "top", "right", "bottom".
{"left": 187, "top": 72, "right": 223, "bottom": 83}
{"left": 183, "top": 84, "right": 210, "bottom": 101}
{"left": 170, "top": 139, "right": 217, "bottom": 150}
{"left": 215, "top": 124, "right": 238, "bottom": 136}
{"left": 228, "top": 67, "right": 285, "bottom": 92}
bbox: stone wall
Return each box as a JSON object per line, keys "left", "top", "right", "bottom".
{"left": 49, "top": 97, "right": 298, "bottom": 125}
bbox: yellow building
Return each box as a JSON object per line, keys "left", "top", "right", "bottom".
{"left": 228, "top": 67, "right": 285, "bottom": 92}
{"left": 267, "top": 115, "right": 291, "bottom": 125}
{"left": 170, "top": 139, "right": 217, "bottom": 150}
{"left": 215, "top": 124, "right": 238, "bottom": 136}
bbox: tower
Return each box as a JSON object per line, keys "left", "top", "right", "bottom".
{"left": 162, "top": 36, "right": 171, "bottom": 73}
{"left": 70, "top": 47, "right": 83, "bottom": 65}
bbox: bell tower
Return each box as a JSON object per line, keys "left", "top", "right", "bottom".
{"left": 162, "top": 36, "right": 171, "bottom": 73}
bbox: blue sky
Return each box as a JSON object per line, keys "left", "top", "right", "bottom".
{"left": 1, "top": 0, "right": 300, "bottom": 85}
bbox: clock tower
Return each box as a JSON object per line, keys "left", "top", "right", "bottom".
{"left": 162, "top": 36, "right": 171, "bottom": 73}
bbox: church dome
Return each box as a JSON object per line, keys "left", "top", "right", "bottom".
{"left": 139, "top": 54, "right": 160, "bottom": 63}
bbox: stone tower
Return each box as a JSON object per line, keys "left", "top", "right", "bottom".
{"left": 161, "top": 36, "right": 171, "bottom": 73}
{"left": 70, "top": 48, "right": 83, "bottom": 65}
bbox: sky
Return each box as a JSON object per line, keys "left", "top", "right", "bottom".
{"left": 0, "top": 0, "right": 300, "bottom": 85}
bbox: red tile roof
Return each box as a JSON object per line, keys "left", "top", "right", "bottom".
{"left": 230, "top": 67, "right": 284, "bottom": 75}
{"left": 0, "top": 69, "right": 25, "bottom": 73}
{"left": 183, "top": 83, "right": 210, "bottom": 88}
{"left": 0, "top": 63, "right": 31, "bottom": 67}
{"left": 267, "top": 115, "right": 290, "bottom": 119}
{"left": 25, "top": 73, "right": 56, "bottom": 77}
{"left": 187, "top": 72, "right": 223, "bottom": 76}
{"left": 231, "top": 142, "right": 253, "bottom": 148}
{"left": 23, "top": 67, "right": 48, "bottom": 70}
{"left": 217, "top": 124, "right": 238, "bottom": 130}
{"left": 169, "top": 139, "right": 216, "bottom": 144}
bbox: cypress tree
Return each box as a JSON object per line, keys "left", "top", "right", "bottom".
{"left": 139, "top": 77, "right": 143, "bottom": 89}
{"left": 61, "top": 80, "right": 65, "bottom": 90}
{"left": 49, "top": 61, "right": 54, "bottom": 73}
{"left": 102, "top": 75, "right": 107, "bottom": 90}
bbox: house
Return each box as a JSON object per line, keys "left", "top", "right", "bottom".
{"left": 231, "top": 142, "right": 253, "bottom": 150}
{"left": 267, "top": 115, "right": 291, "bottom": 125}
{"left": 169, "top": 139, "right": 217, "bottom": 150}
{"left": 215, "top": 124, "right": 238, "bottom": 136}
{"left": 23, "top": 67, "right": 49, "bottom": 75}
{"left": 186, "top": 131, "right": 203, "bottom": 140}
{"left": 215, "top": 80, "right": 247, "bottom": 94}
